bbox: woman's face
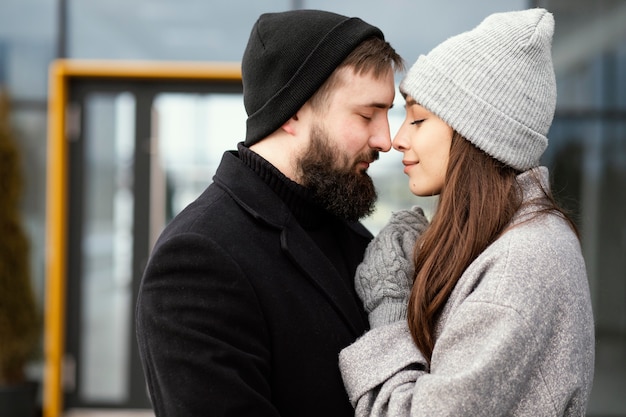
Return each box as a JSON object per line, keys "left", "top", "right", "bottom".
{"left": 392, "top": 95, "right": 453, "bottom": 196}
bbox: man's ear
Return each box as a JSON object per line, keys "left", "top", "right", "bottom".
{"left": 281, "top": 113, "right": 299, "bottom": 136}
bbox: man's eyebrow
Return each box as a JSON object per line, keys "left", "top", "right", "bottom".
{"left": 366, "top": 102, "right": 394, "bottom": 110}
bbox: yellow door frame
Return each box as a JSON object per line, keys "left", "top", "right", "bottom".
{"left": 45, "top": 59, "right": 241, "bottom": 417}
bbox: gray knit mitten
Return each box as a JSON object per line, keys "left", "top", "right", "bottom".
{"left": 356, "top": 206, "right": 429, "bottom": 328}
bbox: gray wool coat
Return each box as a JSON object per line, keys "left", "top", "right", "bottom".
{"left": 339, "top": 167, "right": 595, "bottom": 416}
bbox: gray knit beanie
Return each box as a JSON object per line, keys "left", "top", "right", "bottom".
{"left": 400, "top": 8, "right": 556, "bottom": 171}
{"left": 242, "top": 10, "right": 384, "bottom": 147}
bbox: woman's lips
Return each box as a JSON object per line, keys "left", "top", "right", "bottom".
{"left": 402, "top": 160, "right": 417, "bottom": 174}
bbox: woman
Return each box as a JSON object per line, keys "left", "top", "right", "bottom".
{"left": 339, "top": 8, "right": 595, "bottom": 416}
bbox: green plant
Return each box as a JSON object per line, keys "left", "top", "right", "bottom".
{"left": 0, "top": 87, "right": 41, "bottom": 386}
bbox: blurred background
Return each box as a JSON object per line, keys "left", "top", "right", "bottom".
{"left": 0, "top": 0, "right": 624, "bottom": 415}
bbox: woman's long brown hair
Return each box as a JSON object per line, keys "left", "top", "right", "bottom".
{"left": 406, "top": 132, "right": 577, "bottom": 363}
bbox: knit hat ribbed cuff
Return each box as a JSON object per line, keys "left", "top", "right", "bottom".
{"left": 401, "top": 56, "right": 549, "bottom": 171}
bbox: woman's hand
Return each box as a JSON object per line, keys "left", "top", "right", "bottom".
{"left": 356, "top": 206, "right": 429, "bottom": 328}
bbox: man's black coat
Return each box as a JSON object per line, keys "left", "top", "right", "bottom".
{"left": 136, "top": 150, "right": 371, "bottom": 416}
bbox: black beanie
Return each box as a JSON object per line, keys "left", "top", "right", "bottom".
{"left": 242, "top": 9, "right": 384, "bottom": 147}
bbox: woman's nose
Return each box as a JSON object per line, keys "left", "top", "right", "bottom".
{"left": 392, "top": 124, "right": 409, "bottom": 151}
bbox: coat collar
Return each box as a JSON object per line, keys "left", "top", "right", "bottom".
{"left": 213, "top": 150, "right": 369, "bottom": 336}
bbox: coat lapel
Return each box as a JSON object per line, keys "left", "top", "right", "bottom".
{"left": 214, "top": 151, "right": 368, "bottom": 337}
{"left": 280, "top": 223, "right": 368, "bottom": 337}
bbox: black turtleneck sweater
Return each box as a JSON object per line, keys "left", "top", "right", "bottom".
{"left": 238, "top": 143, "right": 355, "bottom": 291}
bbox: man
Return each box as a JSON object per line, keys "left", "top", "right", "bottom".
{"left": 135, "top": 9, "right": 403, "bottom": 417}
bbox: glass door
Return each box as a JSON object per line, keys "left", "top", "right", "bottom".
{"left": 57, "top": 74, "right": 243, "bottom": 412}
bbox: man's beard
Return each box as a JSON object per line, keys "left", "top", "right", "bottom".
{"left": 296, "top": 125, "right": 378, "bottom": 221}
